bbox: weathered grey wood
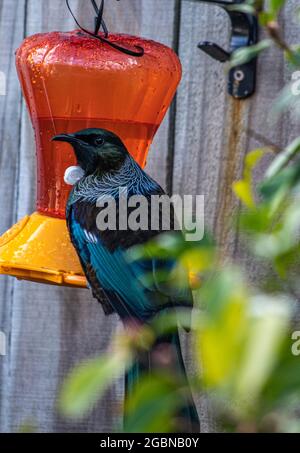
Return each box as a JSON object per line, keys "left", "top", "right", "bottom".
{"left": 2, "top": 0, "right": 298, "bottom": 434}
{"left": 0, "top": 0, "right": 177, "bottom": 433}
{"left": 174, "top": 0, "right": 300, "bottom": 432}
{"left": 173, "top": 1, "right": 233, "bottom": 432}
{"left": 0, "top": 0, "right": 27, "bottom": 432}
{"left": 105, "top": 0, "right": 178, "bottom": 189}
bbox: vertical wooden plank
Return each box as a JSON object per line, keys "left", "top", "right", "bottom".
{"left": 1, "top": 0, "right": 177, "bottom": 433}
{"left": 173, "top": 1, "right": 232, "bottom": 432}
{"left": 105, "top": 0, "right": 178, "bottom": 189}
{"left": 138, "top": 0, "right": 178, "bottom": 191}
{"left": 0, "top": 0, "right": 26, "bottom": 432}
{"left": 174, "top": 0, "right": 300, "bottom": 433}
{"left": 174, "top": 1, "right": 239, "bottom": 239}
{"left": 234, "top": 2, "right": 296, "bottom": 276}
{"left": 28, "top": 0, "right": 177, "bottom": 189}
{"left": 4, "top": 0, "right": 122, "bottom": 433}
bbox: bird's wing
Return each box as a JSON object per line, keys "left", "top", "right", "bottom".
{"left": 69, "top": 209, "right": 158, "bottom": 321}
{"left": 68, "top": 204, "right": 192, "bottom": 322}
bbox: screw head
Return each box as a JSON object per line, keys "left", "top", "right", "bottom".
{"left": 233, "top": 69, "right": 245, "bottom": 82}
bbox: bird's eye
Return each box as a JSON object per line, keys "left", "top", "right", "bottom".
{"left": 95, "top": 137, "right": 104, "bottom": 147}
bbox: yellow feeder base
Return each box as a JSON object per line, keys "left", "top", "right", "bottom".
{"left": 0, "top": 212, "right": 87, "bottom": 287}
{"left": 0, "top": 212, "right": 201, "bottom": 290}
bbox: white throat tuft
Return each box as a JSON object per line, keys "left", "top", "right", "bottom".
{"left": 64, "top": 166, "right": 85, "bottom": 186}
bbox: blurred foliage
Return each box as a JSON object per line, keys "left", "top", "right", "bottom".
{"left": 58, "top": 0, "right": 300, "bottom": 433}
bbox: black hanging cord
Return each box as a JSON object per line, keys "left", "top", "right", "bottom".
{"left": 66, "top": 0, "right": 144, "bottom": 57}
{"left": 92, "top": 0, "right": 108, "bottom": 37}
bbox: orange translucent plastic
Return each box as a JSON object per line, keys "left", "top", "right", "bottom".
{"left": 15, "top": 31, "right": 182, "bottom": 219}
{"left": 0, "top": 30, "right": 181, "bottom": 287}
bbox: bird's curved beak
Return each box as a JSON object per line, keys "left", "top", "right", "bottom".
{"left": 52, "top": 133, "right": 87, "bottom": 170}
{"left": 52, "top": 134, "right": 80, "bottom": 145}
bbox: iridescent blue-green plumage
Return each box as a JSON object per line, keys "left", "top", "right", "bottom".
{"left": 53, "top": 128, "right": 200, "bottom": 432}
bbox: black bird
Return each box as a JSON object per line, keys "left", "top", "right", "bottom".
{"left": 53, "top": 128, "right": 200, "bottom": 432}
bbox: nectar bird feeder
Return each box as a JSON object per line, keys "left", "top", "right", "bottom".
{"left": 0, "top": 13, "right": 181, "bottom": 287}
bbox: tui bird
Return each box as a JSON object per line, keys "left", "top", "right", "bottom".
{"left": 53, "top": 128, "right": 200, "bottom": 433}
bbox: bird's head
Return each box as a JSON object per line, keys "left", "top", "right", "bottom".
{"left": 52, "top": 128, "right": 128, "bottom": 175}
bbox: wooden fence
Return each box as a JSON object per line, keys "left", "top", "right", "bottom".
{"left": 0, "top": 0, "right": 297, "bottom": 432}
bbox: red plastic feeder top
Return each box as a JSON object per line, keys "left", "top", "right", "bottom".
{"left": 16, "top": 31, "right": 182, "bottom": 219}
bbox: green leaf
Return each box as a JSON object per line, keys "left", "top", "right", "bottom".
{"left": 151, "top": 309, "right": 191, "bottom": 334}
{"left": 261, "top": 338, "right": 300, "bottom": 409}
{"left": 260, "top": 167, "right": 295, "bottom": 199}
{"left": 233, "top": 180, "right": 255, "bottom": 209}
{"left": 285, "top": 47, "right": 300, "bottom": 67}
{"left": 260, "top": 160, "right": 300, "bottom": 205}
{"left": 196, "top": 274, "right": 292, "bottom": 415}
{"left": 252, "top": 198, "right": 300, "bottom": 260}
{"left": 272, "top": 77, "right": 300, "bottom": 118}
{"left": 180, "top": 246, "right": 216, "bottom": 275}
{"left": 234, "top": 294, "right": 291, "bottom": 408}
{"left": 59, "top": 351, "right": 131, "bottom": 418}
{"left": 227, "top": 4, "right": 256, "bottom": 15}
{"left": 124, "top": 374, "right": 184, "bottom": 433}
{"left": 265, "top": 137, "right": 300, "bottom": 179}
{"left": 259, "top": 11, "right": 274, "bottom": 26}
{"left": 238, "top": 204, "right": 275, "bottom": 234}
{"left": 127, "top": 232, "right": 186, "bottom": 262}
{"left": 229, "top": 40, "right": 271, "bottom": 69}
{"left": 268, "top": 0, "right": 286, "bottom": 16}
{"left": 233, "top": 148, "right": 270, "bottom": 208}
{"left": 196, "top": 269, "right": 248, "bottom": 387}
{"left": 128, "top": 231, "right": 215, "bottom": 267}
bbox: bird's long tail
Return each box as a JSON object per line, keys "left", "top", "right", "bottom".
{"left": 124, "top": 329, "right": 200, "bottom": 433}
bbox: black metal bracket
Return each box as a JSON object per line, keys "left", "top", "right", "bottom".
{"left": 197, "top": 0, "right": 258, "bottom": 99}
